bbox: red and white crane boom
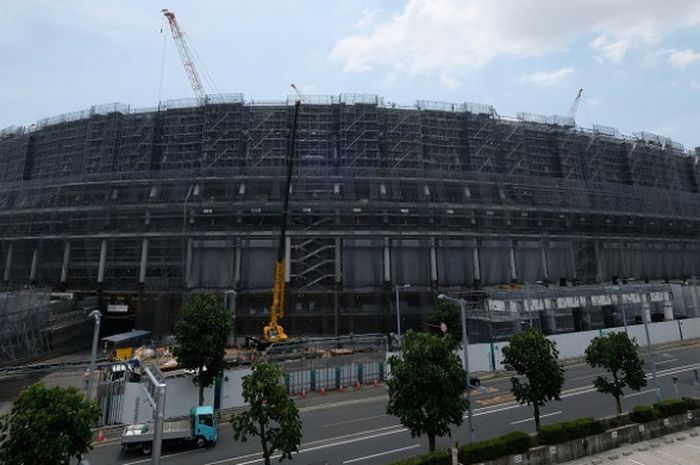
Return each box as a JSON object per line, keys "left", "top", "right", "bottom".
{"left": 162, "top": 9, "right": 205, "bottom": 99}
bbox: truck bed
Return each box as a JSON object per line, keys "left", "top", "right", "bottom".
{"left": 121, "top": 419, "right": 192, "bottom": 444}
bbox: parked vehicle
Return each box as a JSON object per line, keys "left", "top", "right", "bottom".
{"left": 121, "top": 406, "right": 217, "bottom": 455}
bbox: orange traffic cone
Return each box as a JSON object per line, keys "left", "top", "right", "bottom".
{"left": 338, "top": 384, "right": 344, "bottom": 392}
{"left": 319, "top": 387, "right": 326, "bottom": 396}
{"left": 300, "top": 389, "right": 307, "bottom": 399}
{"left": 96, "top": 429, "right": 105, "bottom": 442}
{"left": 355, "top": 382, "right": 361, "bottom": 390}
{"left": 373, "top": 379, "right": 379, "bottom": 387}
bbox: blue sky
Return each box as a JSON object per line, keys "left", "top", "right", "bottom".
{"left": 2, "top": 0, "right": 699, "bottom": 149}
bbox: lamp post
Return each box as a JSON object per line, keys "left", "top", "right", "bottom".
{"left": 393, "top": 284, "right": 411, "bottom": 347}
{"left": 87, "top": 309, "right": 102, "bottom": 401}
{"left": 438, "top": 294, "right": 474, "bottom": 443}
{"left": 641, "top": 294, "right": 661, "bottom": 402}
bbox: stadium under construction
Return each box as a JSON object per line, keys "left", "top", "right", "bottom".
{"left": 2, "top": 94, "right": 700, "bottom": 343}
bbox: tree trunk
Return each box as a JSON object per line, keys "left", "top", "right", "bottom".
{"left": 199, "top": 383, "right": 204, "bottom": 406}
{"left": 428, "top": 433, "right": 436, "bottom": 452}
{"left": 615, "top": 394, "right": 622, "bottom": 414}
{"left": 534, "top": 403, "right": 541, "bottom": 430}
{"left": 261, "top": 421, "right": 270, "bottom": 465}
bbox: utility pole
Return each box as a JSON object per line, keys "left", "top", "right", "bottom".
{"left": 438, "top": 294, "right": 474, "bottom": 443}
{"left": 87, "top": 310, "right": 102, "bottom": 401}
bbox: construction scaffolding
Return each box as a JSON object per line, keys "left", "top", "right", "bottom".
{"left": 0, "top": 94, "right": 699, "bottom": 339}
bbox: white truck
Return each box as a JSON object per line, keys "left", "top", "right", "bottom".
{"left": 121, "top": 406, "right": 218, "bottom": 455}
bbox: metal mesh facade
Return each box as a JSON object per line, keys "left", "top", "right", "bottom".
{"left": 1, "top": 94, "right": 699, "bottom": 338}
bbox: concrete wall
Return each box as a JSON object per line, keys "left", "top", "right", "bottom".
{"left": 464, "top": 316, "right": 700, "bottom": 373}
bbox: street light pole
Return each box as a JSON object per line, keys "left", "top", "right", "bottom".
{"left": 641, "top": 294, "right": 661, "bottom": 402}
{"left": 87, "top": 310, "right": 102, "bottom": 401}
{"left": 438, "top": 294, "right": 474, "bottom": 443}
{"left": 394, "top": 284, "right": 411, "bottom": 347}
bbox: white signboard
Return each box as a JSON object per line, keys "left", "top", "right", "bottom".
{"left": 107, "top": 304, "right": 129, "bottom": 313}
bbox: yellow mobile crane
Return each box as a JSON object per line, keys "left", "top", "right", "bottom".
{"left": 263, "top": 97, "right": 302, "bottom": 343}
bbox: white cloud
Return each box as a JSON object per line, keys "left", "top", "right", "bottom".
{"left": 330, "top": 0, "right": 700, "bottom": 83}
{"left": 668, "top": 48, "right": 700, "bottom": 68}
{"left": 524, "top": 68, "right": 574, "bottom": 87}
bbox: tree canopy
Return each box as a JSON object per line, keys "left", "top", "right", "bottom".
{"left": 585, "top": 331, "right": 647, "bottom": 414}
{"left": 0, "top": 382, "right": 100, "bottom": 465}
{"left": 231, "top": 362, "right": 302, "bottom": 465}
{"left": 174, "top": 293, "right": 232, "bottom": 405}
{"left": 427, "top": 300, "right": 462, "bottom": 347}
{"left": 386, "top": 330, "right": 469, "bottom": 451}
{"left": 502, "top": 328, "right": 564, "bottom": 430}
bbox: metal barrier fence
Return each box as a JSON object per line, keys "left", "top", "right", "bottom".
{"left": 264, "top": 334, "right": 387, "bottom": 395}
{"left": 96, "top": 374, "right": 126, "bottom": 425}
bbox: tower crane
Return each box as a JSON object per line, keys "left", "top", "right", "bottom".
{"left": 162, "top": 9, "right": 206, "bottom": 99}
{"left": 567, "top": 88, "right": 584, "bottom": 122}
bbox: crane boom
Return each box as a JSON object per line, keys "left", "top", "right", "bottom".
{"left": 263, "top": 99, "right": 302, "bottom": 343}
{"left": 162, "top": 9, "right": 205, "bottom": 99}
{"left": 567, "top": 88, "right": 584, "bottom": 121}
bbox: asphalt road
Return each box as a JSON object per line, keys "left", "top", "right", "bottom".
{"left": 87, "top": 344, "right": 700, "bottom": 465}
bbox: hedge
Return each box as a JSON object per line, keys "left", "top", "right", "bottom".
{"left": 387, "top": 450, "right": 449, "bottom": 465}
{"left": 537, "top": 417, "right": 604, "bottom": 444}
{"left": 655, "top": 399, "right": 688, "bottom": 417}
{"left": 459, "top": 431, "right": 531, "bottom": 464}
{"left": 683, "top": 397, "right": 700, "bottom": 411}
{"left": 629, "top": 404, "right": 658, "bottom": 423}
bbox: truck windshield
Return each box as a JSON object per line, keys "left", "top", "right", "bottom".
{"left": 198, "top": 414, "right": 214, "bottom": 427}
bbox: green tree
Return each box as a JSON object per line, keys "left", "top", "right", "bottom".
{"left": 231, "top": 362, "right": 302, "bottom": 465}
{"left": 386, "top": 330, "right": 469, "bottom": 451}
{"left": 427, "top": 300, "right": 462, "bottom": 346}
{"left": 174, "top": 293, "right": 232, "bottom": 406}
{"left": 502, "top": 328, "right": 564, "bottom": 430}
{"left": 585, "top": 331, "right": 647, "bottom": 414}
{"left": 0, "top": 382, "right": 100, "bottom": 465}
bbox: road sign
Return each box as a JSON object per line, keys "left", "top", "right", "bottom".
{"left": 440, "top": 322, "right": 448, "bottom": 334}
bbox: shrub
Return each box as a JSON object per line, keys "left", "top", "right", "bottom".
{"left": 537, "top": 417, "right": 604, "bottom": 445}
{"left": 387, "top": 449, "right": 449, "bottom": 465}
{"left": 459, "top": 431, "right": 531, "bottom": 464}
{"left": 655, "top": 399, "right": 688, "bottom": 417}
{"left": 682, "top": 397, "right": 700, "bottom": 411}
{"left": 600, "top": 413, "right": 631, "bottom": 430}
{"left": 630, "top": 404, "right": 658, "bottom": 423}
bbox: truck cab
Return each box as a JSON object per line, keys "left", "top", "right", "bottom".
{"left": 192, "top": 406, "right": 217, "bottom": 444}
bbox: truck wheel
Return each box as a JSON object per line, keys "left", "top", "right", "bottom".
{"left": 195, "top": 436, "right": 206, "bottom": 449}
{"left": 141, "top": 442, "right": 152, "bottom": 455}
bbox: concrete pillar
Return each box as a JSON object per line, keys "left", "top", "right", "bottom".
{"left": 60, "top": 241, "right": 71, "bottom": 283}
{"left": 540, "top": 239, "right": 549, "bottom": 282}
{"left": 473, "top": 239, "right": 481, "bottom": 286}
{"left": 569, "top": 242, "right": 577, "bottom": 281}
{"left": 662, "top": 299, "right": 674, "bottom": 321}
{"left": 29, "top": 247, "right": 39, "bottom": 282}
{"left": 3, "top": 243, "right": 13, "bottom": 281}
{"left": 509, "top": 239, "right": 517, "bottom": 283}
{"left": 581, "top": 297, "right": 593, "bottom": 330}
{"left": 97, "top": 239, "right": 107, "bottom": 283}
{"left": 593, "top": 240, "right": 603, "bottom": 283}
{"left": 139, "top": 238, "right": 148, "bottom": 284}
{"left": 429, "top": 238, "right": 438, "bottom": 284}
{"left": 619, "top": 241, "right": 628, "bottom": 277}
{"left": 184, "top": 238, "right": 192, "bottom": 288}
{"left": 641, "top": 295, "right": 651, "bottom": 323}
{"left": 233, "top": 239, "right": 242, "bottom": 288}
{"left": 383, "top": 237, "right": 391, "bottom": 283}
{"left": 284, "top": 236, "right": 291, "bottom": 283}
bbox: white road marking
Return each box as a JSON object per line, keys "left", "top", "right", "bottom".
{"left": 625, "top": 389, "right": 657, "bottom": 398}
{"left": 342, "top": 444, "right": 420, "bottom": 464}
{"left": 654, "top": 358, "right": 678, "bottom": 365}
{"left": 123, "top": 362, "right": 700, "bottom": 465}
{"left": 510, "top": 410, "right": 562, "bottom": 425}
{"left": 325, "top": 414, "right": 388, "bottom": 427}
{"left": 679, "top": 441, "right": 700, "bottom": 451}
{"left": 656, "top": 449, "right": 695, "bottom": 465}
{"left": 626, "top": 458, "right": 646, "bottom": 465}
